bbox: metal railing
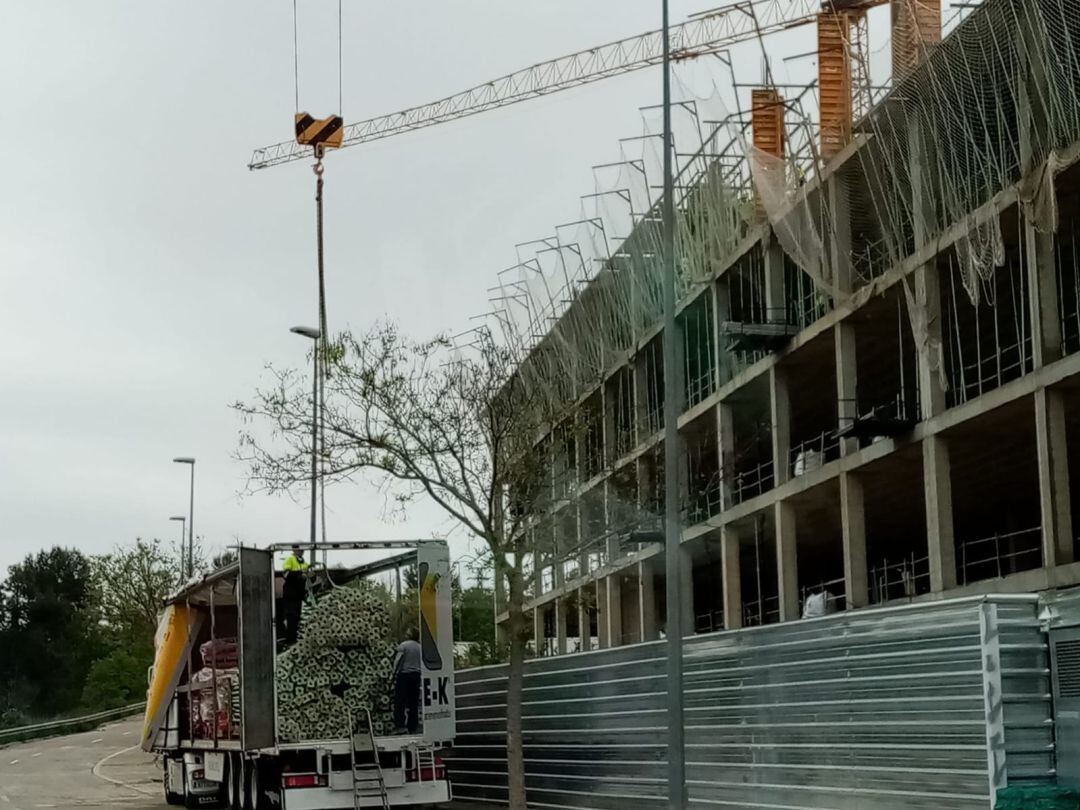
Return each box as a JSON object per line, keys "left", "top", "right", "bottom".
{"left": 799, "top": 577, "right": 847, "bottom": 615}
{"left": 958, "top": 526, "right": 1043, "bottom": 585}
{"left": 0, "top": 702, "right": 146, "bottom": 746}
{"left": 789, "top": 430, "right": 840, "bottom": 477}
{"left": 869, "top": 553, "right": 932, "bottom": 604}
{"left": 741, "top": 593, "right": 780, "bottom": 626}
{"left": 728, "top": 459, "right": 774, "bottom": 506}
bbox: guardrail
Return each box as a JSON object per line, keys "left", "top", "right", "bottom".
{"left": 0, "top": 702, "right": 146, "bottom": 746}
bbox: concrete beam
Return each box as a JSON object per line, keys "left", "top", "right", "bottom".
{"left": 1036, "top": 388, "right": 1074, "bottom": 571}
{"left": 840, "top": 471, "right": 869, "bottom": 608}
{"left": 639, "top": 559, "right": 658, "bottom": 642}
{"left": 775, "top": 500, "right": 799, "bottom": 621}
{"left": 721, "top": 526, "right": 743, "bottom": 630}
{"left": 924, "top": 435, "right": 958, "bottom": 592}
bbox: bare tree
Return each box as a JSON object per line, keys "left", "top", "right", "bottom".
{"left": 235, "top": 321, "right": 558, "bottom": 810}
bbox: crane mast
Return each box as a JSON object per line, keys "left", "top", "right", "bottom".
{"left": 249, "top": 0, "right": 821, "bottom": 170}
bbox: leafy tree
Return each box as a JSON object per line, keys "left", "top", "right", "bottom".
{"left": 236, "top": 322, "right": 559, "bottom": 810}
{"left": 211, "top": 549, "right": 239, "bottom": 570}
{"left": 81, "top": 647, "right": 149, "bottom": 710}
{"left": 95, "top": 538, "right": 182, "bottom": 651}
{"left": 0, "top": 547, "right": 103, "bottom": 718}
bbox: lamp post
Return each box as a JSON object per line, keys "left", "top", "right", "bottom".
{"left": 660, "top": 2, "right": 686, "bottom": 808}
{"left": 172, "top": 457, "right": 195, "bottom": 579}
{"left": 169, "top": 516, "right": 186, "bottom": 582}
{"left": 291, "top": 325, "right": 321, "bottom": 559}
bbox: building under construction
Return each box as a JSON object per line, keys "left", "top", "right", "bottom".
{"left": 485, "top": 0, "right": 1080, "bottom": 655}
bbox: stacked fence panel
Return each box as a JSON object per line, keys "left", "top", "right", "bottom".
{"left": 447, "top": 595, "right": 1049, "bottom": 810}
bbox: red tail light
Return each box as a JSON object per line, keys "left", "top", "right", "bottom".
{"left": 283, "top": 773, "right": 328, "bottom": 788}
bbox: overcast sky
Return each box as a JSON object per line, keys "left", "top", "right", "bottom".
{"left": 0, "top": 1, "right": 723, "bottom": 575}
{"left": 0, "top": 0, "right": 900, "bottom": 578}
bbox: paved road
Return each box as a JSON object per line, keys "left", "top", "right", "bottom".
{"left": 0, "top": 717, "right": 163, "bottom": 809}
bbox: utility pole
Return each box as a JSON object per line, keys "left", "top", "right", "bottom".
{"left": 661, "top": 1, "right": 686, "bottom": 808}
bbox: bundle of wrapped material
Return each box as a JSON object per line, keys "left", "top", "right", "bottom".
{"left": 275, "top": 583, "right": 397, "bottom": 742}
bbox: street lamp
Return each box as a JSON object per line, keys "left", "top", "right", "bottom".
{"left": 660, "top": 2, "right": 686, "bottom": 809}
{"left": 173, "top": 457, "right": 195, "bottom": 579}
{"left": 291, "top": 326, "right": 321, "bottom": 559}
{"left": 169, "top": 516, "right": 186, "bottom": 581}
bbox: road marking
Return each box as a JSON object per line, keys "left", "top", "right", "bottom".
{"left": 90, "top": 738, "right": 103, "bottom": 744}
{"left": 8, "top": 760, "right": 17, "bottom": 765}
{"left": 91, "top": 745, "right": 156, "bottom": 798}
{"left": 31, "top": 752, "right": 41, "bottom": 758}
{"left": 0, "top": 794, "right": 9, "bottom": 802}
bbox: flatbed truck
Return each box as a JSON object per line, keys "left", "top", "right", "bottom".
{"left": 141, "top": 541, "right": 455, "bottom": 809}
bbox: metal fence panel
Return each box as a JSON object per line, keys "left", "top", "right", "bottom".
{"left": 447, "top": 595, "right": 1048, "bottom": 810}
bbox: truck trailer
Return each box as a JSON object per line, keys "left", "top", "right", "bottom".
{"left": 141, "top": 541, "right": 456, "bottom": 810}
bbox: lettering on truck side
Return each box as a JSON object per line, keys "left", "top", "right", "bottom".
{"left": 423, "top": 676, "right": 450, "bottom": 707}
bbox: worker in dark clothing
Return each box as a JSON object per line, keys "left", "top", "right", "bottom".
{"left": 392, "top": 628, "right": 422, "bottom": 734}
{"left": 281, "top": 546, "right": 309, "bottom": 646}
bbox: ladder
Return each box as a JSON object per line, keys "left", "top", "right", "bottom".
{"left": 349, "top": 710, "right": 390, "bottom": 810}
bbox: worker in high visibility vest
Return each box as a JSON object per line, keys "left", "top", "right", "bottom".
{"left": 281, "top": 546, "right": 309, "bottom": 646}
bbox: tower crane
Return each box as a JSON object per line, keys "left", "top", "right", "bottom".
{"left": 249, "top": 0, "right": 828, "bottom": 170}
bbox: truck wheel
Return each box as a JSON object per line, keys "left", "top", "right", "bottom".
{"left": 243, "top": 759, "right": 256, "bottom": 810}
{"left": 163, "top": 759, "right": 183, "bottom": 805}
{"left": 253, "top": 760, "right": 278, "bottom": 810}
{"left": 227, "top": 754, "right": 242, "bottom": 810}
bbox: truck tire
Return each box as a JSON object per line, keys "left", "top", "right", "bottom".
{"left": 163, "top": 759, "right": 184, "bottom": 805}
{"left": 227, "top": 754, "right": 242, "bottom": 810}
{"left": 244, "top": 759, "right": 256, "bottom": 810}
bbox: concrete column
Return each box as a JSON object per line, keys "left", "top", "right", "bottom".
{"left": 634, "top": 352, "right": 650, "bottom": 441}
{"left": 914, "top": 265, "right": 947, "bottom": 419}
{"left": 771, "top": 366, "right": 792, "bottom": 486}
{"left": 494, "top": 570, "right": 509, "bottom": 647}
{"left": 775, "top": 500, "right": 800, "bottom": 621}
{"left": 840, "top": 472, "right": 869, "bottom": 609}
{"left": 1036, "top": 388, "right": 1074, "bottom": 570}
{"left": 714, "top": 279, "right": 732, "bottom": 385}
{"left": 764, "top": 233, "right": 787, "bottom": 323}
{"left": 924, "top": 435, "right": 958, "bottom": 591}
{"left": 606, "top": 574, "right": 623, "bottom": 647}
{"left": 1027, "top": 224, "right": 1062, "bottom": 368}
{"left": 828, "top": 174, "right": 854, "bottom": 297}
{"left": 596, "top": 578, "right": 610, "bottom": 649}
{"left": 577, "top": 587, "right": 590, "bottom": 653}
{"left": 835, "top": 322, "right": 858, "bottom": 456}
{"left": 680, "top": 545, "right": 695, "bottom": 636}
{"left": 721, "top": 527, "right": 743, "bottom": 630}
{"left": 554, "top": 597, "right": 568, "bottom": 655}
{"left": 908, "top": 108, "right": 947, "bottom": 420}
{"left": 534, "top": 606, "right": 545, "bottom": 657}
{"left": 639, "top": 559, "right": 658, "bottom": 641}
{"left": 717, "top": 401, "right": 736, "bottom": 510}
